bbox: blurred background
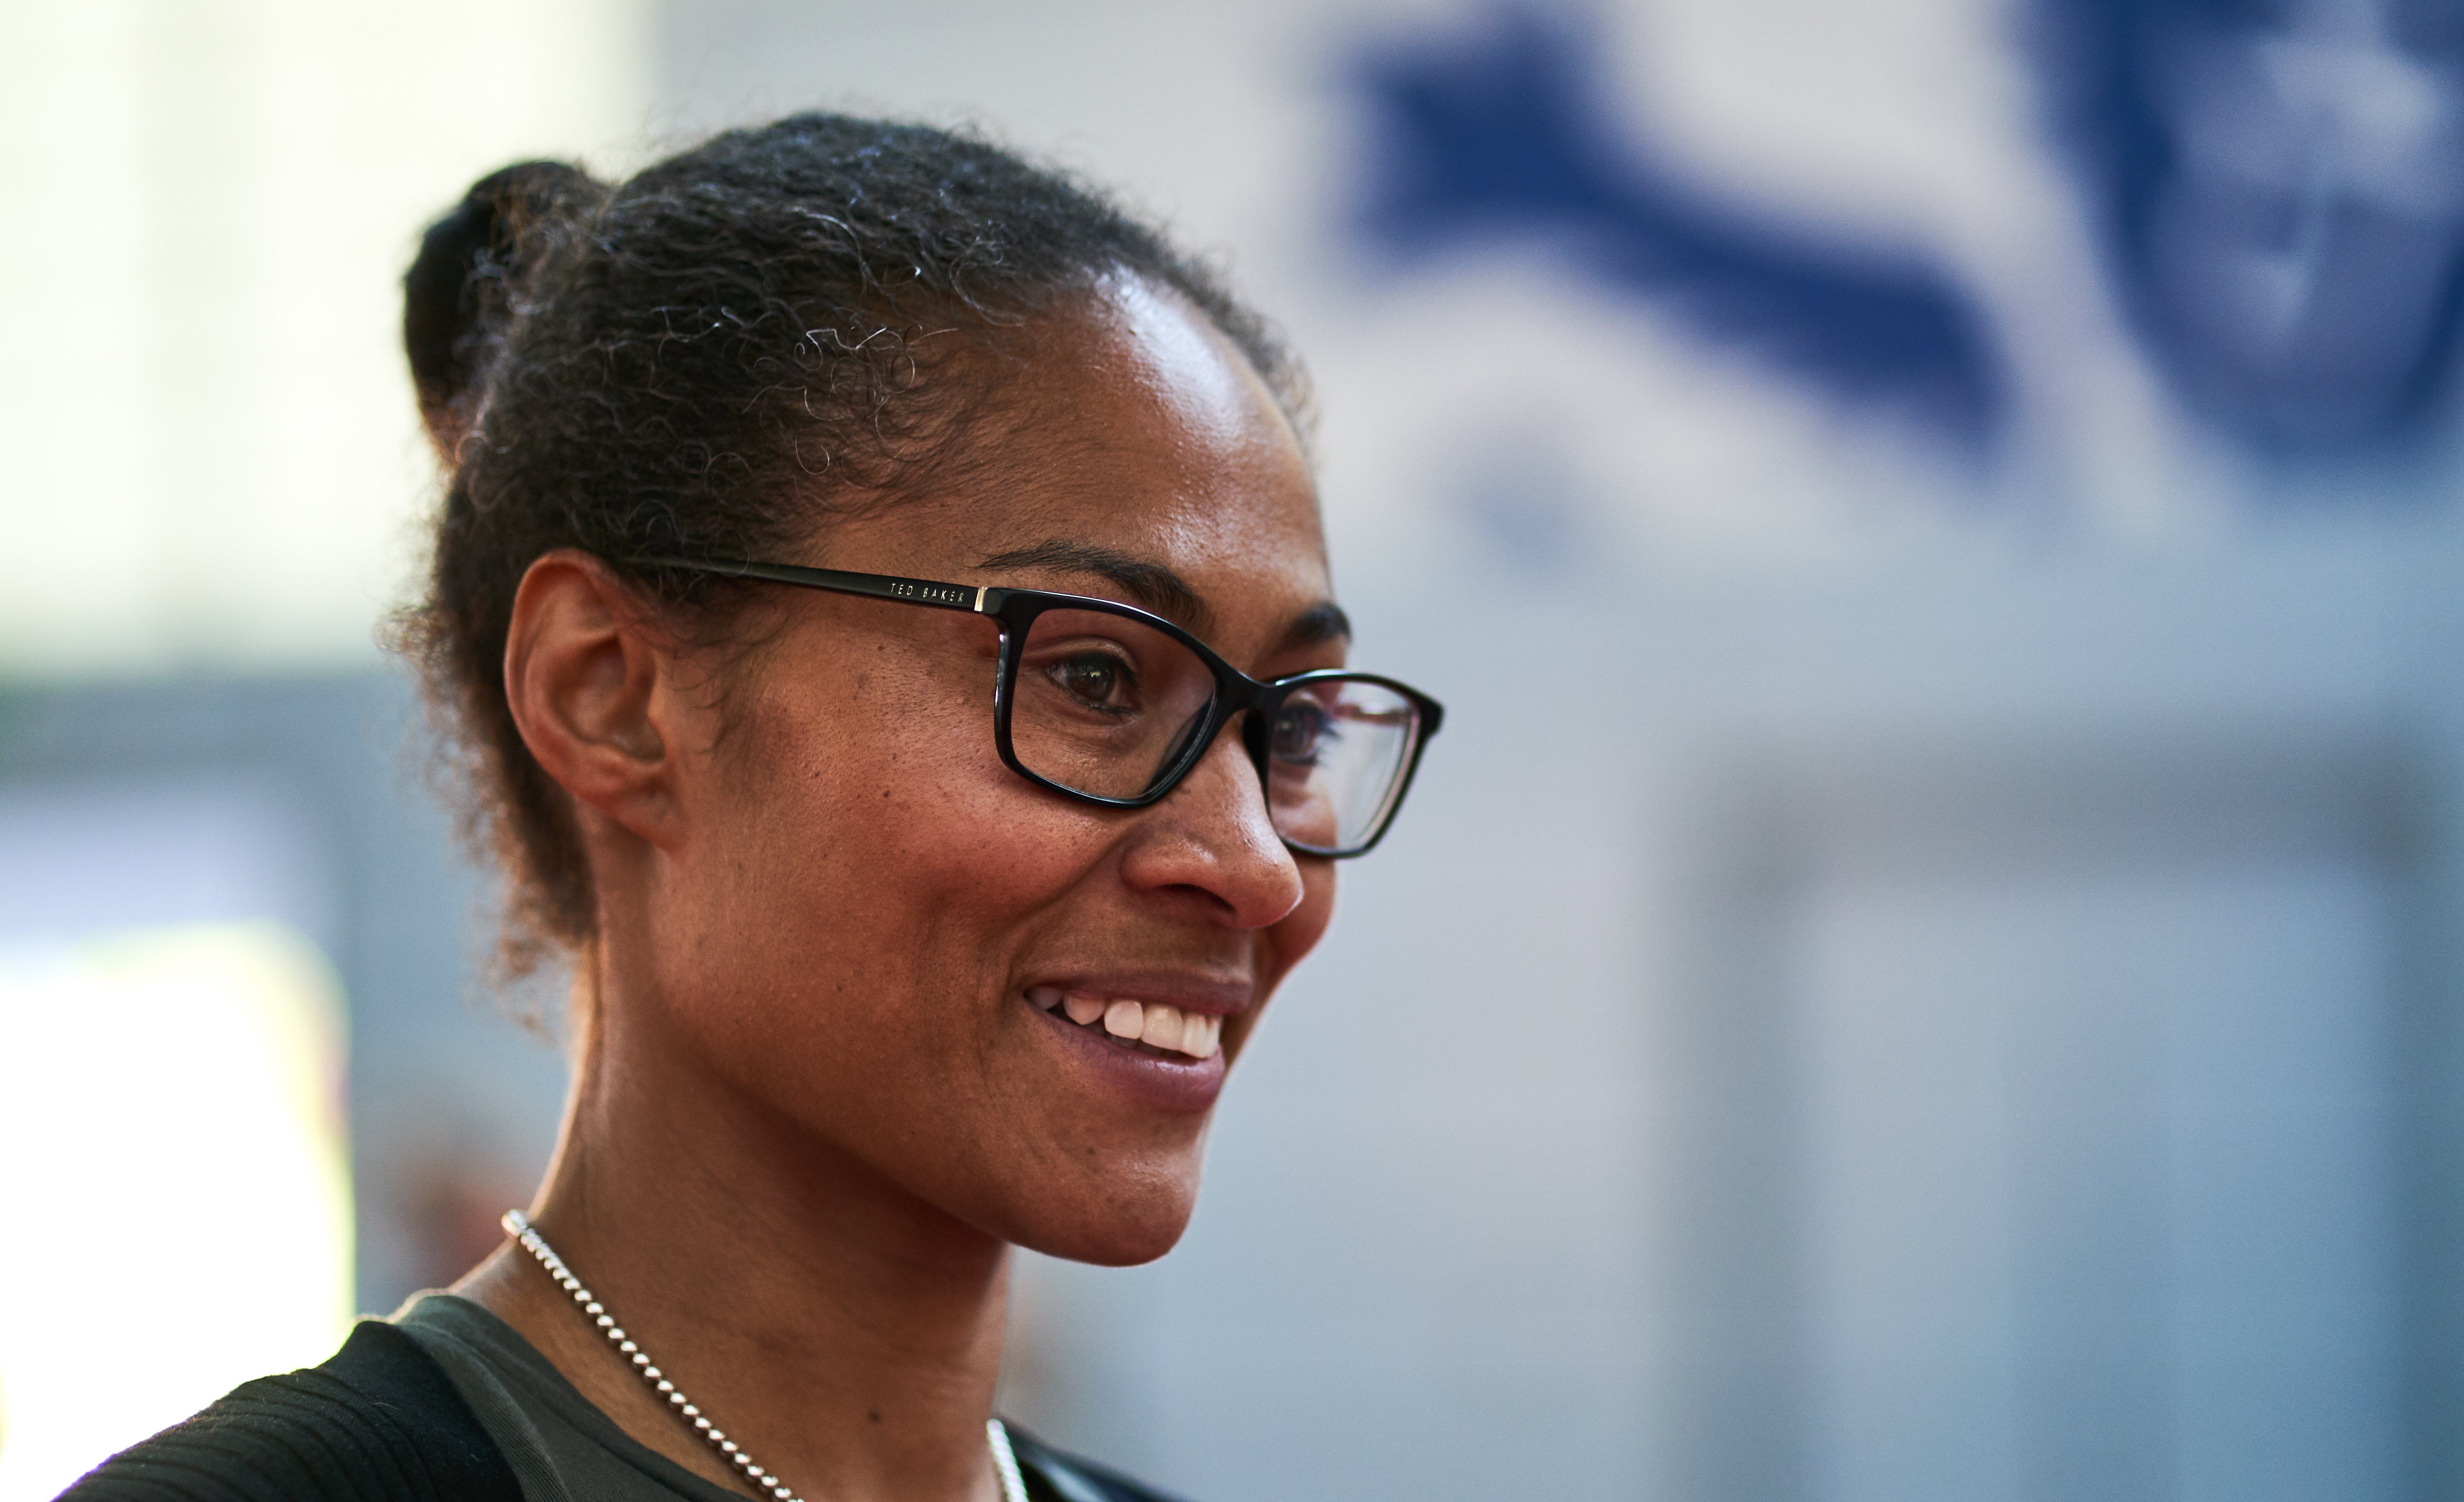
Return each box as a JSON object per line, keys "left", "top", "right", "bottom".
{"left": 5, "top": 0, "right": 2464, "bottom": 1498}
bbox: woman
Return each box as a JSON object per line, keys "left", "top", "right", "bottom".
{"left": 66, "top": 113, "right": 1438, "bottom": 1501}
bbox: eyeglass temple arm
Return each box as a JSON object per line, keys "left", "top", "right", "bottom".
{"left": 641, "top": 556, "right": 1447, "bottom": 738}
{"left": 630, "top": 556, "right": 991, "bottom": 613}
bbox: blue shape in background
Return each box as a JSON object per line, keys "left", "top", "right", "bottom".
{"left": 1348, "top": 9, "right": 2009, "bottom": 449}
{"left": 2032, "top": 0, "right": 2464, "bottom": 457}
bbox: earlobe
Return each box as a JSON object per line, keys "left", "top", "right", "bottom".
{"left": 503, "top": 550, "right": 681, "bottom": 845}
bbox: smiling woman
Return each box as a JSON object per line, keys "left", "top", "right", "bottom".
{"left": 59, "top": 114, "right": 1438, "bottom": 1502}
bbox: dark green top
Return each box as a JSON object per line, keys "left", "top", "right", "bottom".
{"left": 61, "top": 1294, "right": 1176, "bottom": 1502}
{"left": 394, "top": 1293, "right": 776, "bottom": 1502}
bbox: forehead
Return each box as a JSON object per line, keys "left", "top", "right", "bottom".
{"left": 853, "top": 278, "right": 1329, "bottom": 642}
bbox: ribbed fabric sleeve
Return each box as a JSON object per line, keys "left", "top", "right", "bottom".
{"left": 54, "top": 1322, "right": 522, "bottom": 1502}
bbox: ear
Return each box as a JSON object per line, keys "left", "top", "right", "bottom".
{"left": 503, "top": 549, "right": 686, "bottom": 847}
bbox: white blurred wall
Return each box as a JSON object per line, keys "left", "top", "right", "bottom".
{"left": 0, "top": 0, "right": 648, "bottom": 678}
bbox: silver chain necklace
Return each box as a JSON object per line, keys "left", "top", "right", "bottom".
{"left": 502, "top": 1210, "right": 1029, "bottom": 1502}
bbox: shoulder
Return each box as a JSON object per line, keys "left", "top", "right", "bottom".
{"left": 56, "top": 1321, "right": 523, "bottom": 1502}
{"left": 1007, "top": 1428, "right": 1191, "bottom": 1502}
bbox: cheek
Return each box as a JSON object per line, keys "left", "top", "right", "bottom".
{"left": 652, "top": 633, "right": 1335, "bottom": 1256}
{"left": 683, "top": 649, "right": 1106, "bottom": 1040}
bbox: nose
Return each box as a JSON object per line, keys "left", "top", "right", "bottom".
{"left": 1116, "top": 715, "right": 1306, "bottom": 927}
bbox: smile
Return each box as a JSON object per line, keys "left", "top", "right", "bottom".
{"left": 1025, "top": 985, "right": 1223, "bottom": 1060}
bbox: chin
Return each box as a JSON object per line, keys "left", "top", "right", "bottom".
{"left": 1000, "top": 1166, "right": 1202, "bottom": 1267}
{"left": 1026, "top": 1220, "right": 1191, "bottom": 1268}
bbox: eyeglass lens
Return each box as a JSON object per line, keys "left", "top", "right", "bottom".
{"left": 1008, "top": 609, "right": 1420, "bottom": 853}
{"left": 1264, "top": 677, "right": 1418, "bottom": 853}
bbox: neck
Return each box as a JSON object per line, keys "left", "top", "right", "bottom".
{"left": 456, "top": 952, "right": 1014, "bottom": 1502}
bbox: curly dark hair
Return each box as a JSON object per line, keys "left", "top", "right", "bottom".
{"left": 393, "top": 113, "right": 1311, "bottom": 976}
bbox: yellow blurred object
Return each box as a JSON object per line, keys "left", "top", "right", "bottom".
{"left": 0, "top": 923, "right": 353, "bottom": 1501}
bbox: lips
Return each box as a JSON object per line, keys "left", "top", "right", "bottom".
{"left": 1025, "top": 985, "right": 1224, "bottom": 1060}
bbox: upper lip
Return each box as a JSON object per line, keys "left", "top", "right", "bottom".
{"left": 1024, "top": 970, "right": 1256, "bottom": 1017}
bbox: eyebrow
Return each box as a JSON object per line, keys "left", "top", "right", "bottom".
{"left": 975, "top": 539, "right": 1209, "bottom": 636}
{"left": 974, "top": 539, "right": 1351, "bottom": 654}
{"left": 1279, "top": 601, "right": 1353, "bottom": 652}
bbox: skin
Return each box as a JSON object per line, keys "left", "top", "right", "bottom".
{"left": 452, "top": 275, "right": 1344, "bottom": 1500}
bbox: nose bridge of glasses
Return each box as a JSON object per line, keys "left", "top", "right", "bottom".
{"left": 1235, "top": 696, "right": 1275, "bottom": 776}
{"left": 1161, "top": 701, "right": 1287, "bottom": 836}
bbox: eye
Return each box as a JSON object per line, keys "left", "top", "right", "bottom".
{"left": 1047, "top": 651, "right": 1135, "bottom": 712}
{"left": 1271, "top": 699, "right": 1332, "bottom": 763}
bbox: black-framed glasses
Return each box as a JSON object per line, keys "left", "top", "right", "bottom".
{"left": 629, "top": 556, "right": 1445, "bottom": 857}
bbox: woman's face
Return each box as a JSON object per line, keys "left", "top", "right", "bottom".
{"left": 638, "top": 278, "right": 1338, "bottom": 1263}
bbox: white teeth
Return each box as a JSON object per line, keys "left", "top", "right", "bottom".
{"left": 1044, "top": 991, "right": 1226, "bottom": 1059}
{"left": 1141, "top": 1003, "right": 1184, "bottom": 1049}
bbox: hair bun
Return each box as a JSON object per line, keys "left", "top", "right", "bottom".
{"left": 404, "top": 160, "right": 604, "bottom": 456}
